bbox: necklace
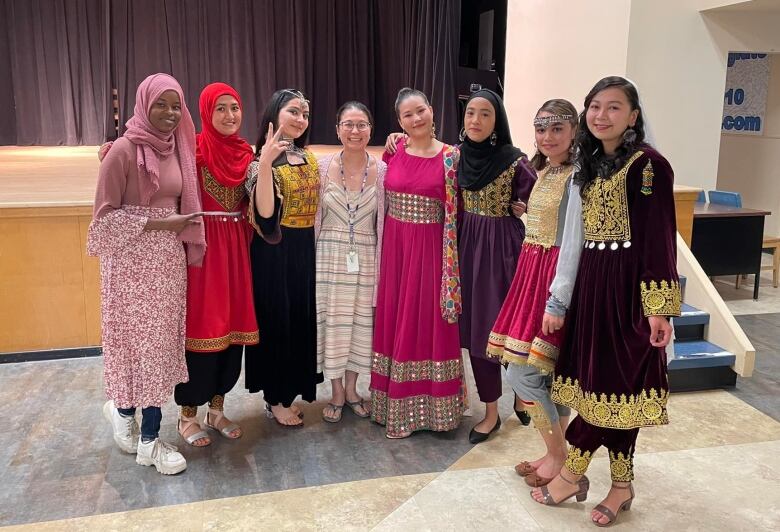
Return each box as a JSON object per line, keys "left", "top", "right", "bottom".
{"left": 545, "top": 163, "right": 569, "bottom": 176}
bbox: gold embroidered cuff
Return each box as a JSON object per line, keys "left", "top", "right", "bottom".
{"left": 209, "top": 395, "right": 225, "bottom": 411}
{"left": 609, "top": 451, "right": 634, "bottom": 482}
{"left": 551, "top": 376, "right": 669, "bottom": 429}
{"left": 640, "top": 279, "right": 681, "bottom": 317}
{"left": 524, "top": 401, "right": 552, "bottom": 430}
{"left": 565, "top": 446, "right": 594, "bottom": 476}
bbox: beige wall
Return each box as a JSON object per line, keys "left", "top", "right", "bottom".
{"left": 504, "top": 0, "right": 780, "bottom": 197}
{"left": 503, "top": 0, "right": 630, "bottom": 154}
{"left": 625, "top": 0, "right": 737, "bottom": 190}
{"left": 717, "top": 53, "right": 780, "bottom": 235}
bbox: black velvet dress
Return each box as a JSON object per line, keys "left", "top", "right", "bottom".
{"left": 244, "top": 151, "right": 323, "bottom": 406}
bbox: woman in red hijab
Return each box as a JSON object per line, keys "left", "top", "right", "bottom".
{"left": 173, "top": 82, "right": 259, "bottom": 447}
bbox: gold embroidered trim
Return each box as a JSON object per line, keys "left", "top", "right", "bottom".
{"left": 486, "top": 334, "right": 558, "bottom": 374}
{"left": 525, "top": 164, "right": 572, "bottom": 248}
{"left": 462, "top": 160, "right": 517, "bottom": 216}
{"left": 528, "top": 337, "right": 559, "bottom": 375}
{"left": 372, "top": 352, "right": 462, "bottom": 383}
{"left": 524, "top": 401, "right": 552, "bottom": 430}
{"left": 274, "top": 151, "right": 320, "bottom": 228}
{"left": 582, "top": 151, "right": 643, "bottom": 242}
{"left": 202, "top": 167, "right": 247, "bottom": 211}
{"left": 186, "top": 331, "right": 259, "bottom": 352}
{"left": 370, "top": 390, "right": 463, "bottom": 436}
{"left": 551, "top": 376, "right": 669, "bottom": 429}
{"left": 640, "top": 279, "right": 681, "bottom": 317}
{"left": 609, "top": 451, "right": 634, "bottom": 482}
{"left": 181, "top": 406, "right": 198, "bottom": 417}
{"left": 387, "top": 191, "right": 443, "bottom": 224}
{"left": 565, "top": 446, "right": 594, "bottom": 475}
{"left": 641, "top": 160, "right": 653, "bottom": 196}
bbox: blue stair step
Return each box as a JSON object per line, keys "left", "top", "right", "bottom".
{"left": 673, "top": 303, "right": 709, "bottom": 341}
{"left": 679, "top": 274, "right": 686, "bottom": 296}
{"left": 668, "top": 339, "right": 737, "bottom": 392}
{"left": 669, "top": 340, "right": 735, "bottom": 370}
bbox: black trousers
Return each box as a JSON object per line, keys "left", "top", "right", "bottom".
{"left": 174, "top": 345, "right": 243, "bottom": 407}
{"left": 563, "top": 415, "right": 639, "bottom": 482}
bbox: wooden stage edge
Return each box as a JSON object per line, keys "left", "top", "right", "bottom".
{"left": 0, "top": 146, "right": 700, "bottom": 354}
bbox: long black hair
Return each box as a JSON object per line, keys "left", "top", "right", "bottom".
{"left": 254, "top": 88, "right": 311, "bottom": 155}
{"left": 574, "top": 76, "right": 646, "bottom": 188}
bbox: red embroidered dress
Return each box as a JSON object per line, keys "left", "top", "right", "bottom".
{"left": 185, "top": 165, "right": 259, "bottom": 351}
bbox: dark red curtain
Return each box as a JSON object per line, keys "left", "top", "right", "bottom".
{"left": 0, "top": 0, "right": 460, "bottom": 146}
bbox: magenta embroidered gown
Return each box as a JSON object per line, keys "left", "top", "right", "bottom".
{"left": 369, "top": 142, "right": 464, "bottom": 437}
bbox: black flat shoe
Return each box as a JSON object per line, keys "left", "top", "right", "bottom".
{"left": 468, "top": 417, "right": 501, "bottom": 444}
{"left": 514, "top": 393, "right": 532, "bottom": 426}
{"left": 515, "top": 409, "right": 531, "bottom": 426}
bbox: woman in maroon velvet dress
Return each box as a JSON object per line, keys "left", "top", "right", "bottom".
{"left": 531, "top": 77, "right": 679, "bottom": 527}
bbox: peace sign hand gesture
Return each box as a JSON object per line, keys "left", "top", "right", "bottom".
{"left": 258, "top": 123, "right": 290, "bottom": 166}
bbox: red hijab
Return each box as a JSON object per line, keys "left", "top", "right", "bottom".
{"left": 196, "top": 82, "right": 254, "bottom": 187}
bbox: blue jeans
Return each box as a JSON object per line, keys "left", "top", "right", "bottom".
{"left": 117, "top": 406, "right": 162, "bottom": 442}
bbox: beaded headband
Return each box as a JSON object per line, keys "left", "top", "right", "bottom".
{"left": 533, "top": 114, "right": 573, "bottom": 128}
{"left": 281, "top": 89, "right": 310, "bottom": 106}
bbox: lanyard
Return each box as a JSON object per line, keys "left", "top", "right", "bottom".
{"left": 339, "top": 151, "right": 370, "bottom": 252}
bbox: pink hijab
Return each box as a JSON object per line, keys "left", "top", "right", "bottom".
{"left": 124, "top": 73, "right": 205, "bottom": 266}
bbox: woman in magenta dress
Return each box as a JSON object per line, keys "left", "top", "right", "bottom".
{"left": 370, "top": 88, "right": 464, "bottom": 439}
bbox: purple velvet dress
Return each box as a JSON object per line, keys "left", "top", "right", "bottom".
{"left": 458, "top": 157, "right": 536, "bottom": 402}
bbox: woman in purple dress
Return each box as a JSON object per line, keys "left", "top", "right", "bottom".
{"left": 531, "top": 77, "right": 679, "bottom": 528}
{"left": 456, "top": 90, "right": 536, "bottom": 443}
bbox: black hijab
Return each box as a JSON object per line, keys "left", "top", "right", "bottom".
{"left": 458, "top": 89, "right": 525, "bottom": 191}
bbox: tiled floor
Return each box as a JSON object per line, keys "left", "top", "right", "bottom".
{"left": 1, "top": 264, "right": 778, "bottom": 530}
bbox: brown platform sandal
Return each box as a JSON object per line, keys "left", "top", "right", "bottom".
{"left": 531, "top": 474, "right": 589, "bottom": 505}
{"left": 592, "top": 483, "right": 634, "bottom": 527}
{"left": 524, "top": 471, "right": 554, "bottom": 487}
{"left": 515, "top": 461, "right": 537, "bottom": 477}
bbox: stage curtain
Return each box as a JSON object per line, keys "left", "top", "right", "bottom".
{"left": 0, "top": 0, "right": 110, "bottom": 145}
{"left": 1, "top": 0, "right": 460, "bottom": 146}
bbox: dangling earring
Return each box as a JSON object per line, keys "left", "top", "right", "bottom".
{"left": 403, "top": 130, "right": 410, "bottom": 148}
{"left": 489, "top": 131, "right": 497, "bottom": 146}
{"left": 458, "top": 127, "right": 466, "bottom": 142}
{"left": 431, "top": 122, "right": 436, "bottom": 139}
{"left": 533, "top": 141, "right": 538, "bottom": 149}
{"left": 622, "top": 126, "right": 637, "bottom": 146}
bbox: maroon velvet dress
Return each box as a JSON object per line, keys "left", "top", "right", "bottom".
{"left": 551, "top": 146, "right": 681, "bottom": 431}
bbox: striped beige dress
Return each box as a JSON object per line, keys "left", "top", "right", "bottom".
{"left": 315, "top": 154, "right": 386, "bottom": 380}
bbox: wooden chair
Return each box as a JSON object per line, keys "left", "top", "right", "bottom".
{"left": 763, "top": 235, "right": 780, "bottom": 288}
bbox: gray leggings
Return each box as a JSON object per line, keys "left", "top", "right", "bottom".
{"left": 506, "top": 363, "right": 570, "bottom": 429}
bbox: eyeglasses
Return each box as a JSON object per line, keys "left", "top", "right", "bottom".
{"left": 339, "top": 121, "right": 371, "bottom": 131}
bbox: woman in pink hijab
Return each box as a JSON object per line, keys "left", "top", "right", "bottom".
{"left": 87, "top": 73, "right": 205, "bottom": 475}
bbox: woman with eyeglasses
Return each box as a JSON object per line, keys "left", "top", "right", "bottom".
{"left": 314, "top": 102, "right": 386, "bottom": 423}
{"left": 244, "top": 89, "right": 322, "bottom": 427}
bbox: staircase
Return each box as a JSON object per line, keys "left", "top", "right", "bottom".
{"left": 669, "top": 275, "right": 737, "bottom": 392}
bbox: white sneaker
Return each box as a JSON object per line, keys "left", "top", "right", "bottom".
{"left": 103, "top": 400, "right": 139, "bottom": 453}
{"left": 136, "top": 438, "right": 187, "bottom": 475}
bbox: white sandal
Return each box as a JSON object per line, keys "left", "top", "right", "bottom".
{"left": 205, "top": 408, "right": 242, "bottom": 439}
{"left": 177, "top": 416, "right": 211, "bottom": 446}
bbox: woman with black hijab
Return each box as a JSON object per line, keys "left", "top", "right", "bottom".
{"left": 457, "top": 90, "right": 536, "bottom": 443}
